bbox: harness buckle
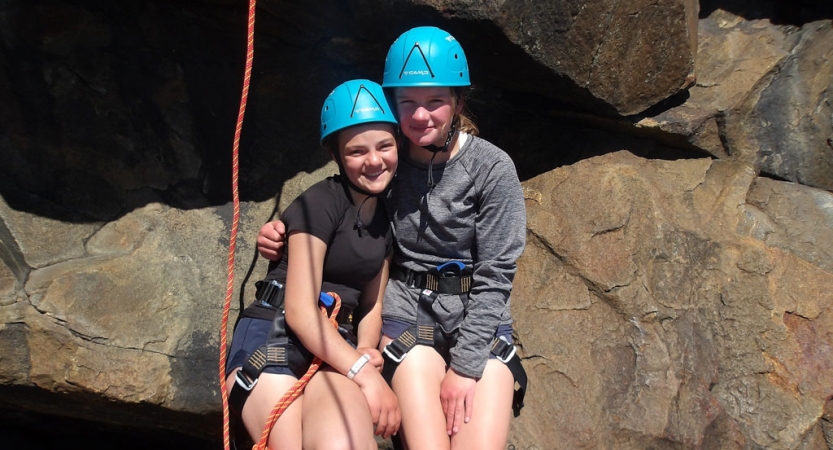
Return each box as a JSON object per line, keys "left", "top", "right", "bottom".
{"left": 435, "top": 261, "right": 465, "bottom": 276}
{"left": 234, "top": 370, "right": 258, "bottom": 392}
{"left": 496, "top": 344, "right": 516, "bottom": 364}
{"left": 492, "top": 336, "right": 517, "bottom": 364}
{"left": 258, "top": 280, "right": 285, "bottom": 309}
{"left": 383, "top": 341, "right": 408, "bottom": 363}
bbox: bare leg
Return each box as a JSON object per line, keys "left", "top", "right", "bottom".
{"left": 302, "top": 368, "right": 378, "bottom": 450}
{"left": 227, "top": 369, "right": 304, "bottom": 450}
{"left": 450, "top": 360, "right": 514, "bottom": 450}
{"left": 388, "top": 344, "right": 450, "bottom": 450}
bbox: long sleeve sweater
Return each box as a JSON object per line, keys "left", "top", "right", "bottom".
{"left": 382, "top": 134, "right": 526, "bottom": 378}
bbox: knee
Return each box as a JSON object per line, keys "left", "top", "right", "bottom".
{"left": 309, "top": 434, "right": 376, "bottom": 450}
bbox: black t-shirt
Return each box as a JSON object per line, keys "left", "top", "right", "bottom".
{"left": 243, "top": 176, "right": 392, "bottom": 320}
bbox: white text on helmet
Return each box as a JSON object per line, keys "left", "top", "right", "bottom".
{"left": 403, "top": 70, "right": 431, "bottom": 76}
{"left": 354, "top": 106, "right": 381, "bottom": 113}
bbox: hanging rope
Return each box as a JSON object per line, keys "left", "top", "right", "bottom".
{"left": 220, "top": 1, "right": 257, "bottom": 450}
{"left": 219, "top": 3, "right": 343, "bottom": 449}
{"left": 252, "top": 293, "right": 343, "bottom": 450}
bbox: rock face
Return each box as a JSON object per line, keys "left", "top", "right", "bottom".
{"left": 513, "top": 152, "right": 833, "bottom": 449}
{"left": 640, "top": 8, "right": 833, "bottom": 191}
{"left": 390, "top": 0, "right": 700, "bottom": 116}
{"left": 0, "top": 0, "right": 831, "bottom": 448}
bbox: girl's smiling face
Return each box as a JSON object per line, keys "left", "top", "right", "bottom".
{"left": 394, "top": 86, "right": 461, "bottom": 149}
{"left": 336, "top": 122, "right": 398, "bottom": 195}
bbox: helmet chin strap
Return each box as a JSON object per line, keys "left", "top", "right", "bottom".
{"left": 424, "top": 122, "right": 457, "bottom": 188}
{"left": 332, "top": 158, "right": 388, "bottom": 234}
{"left": 335, "top": 171, "right": 386, "bottom": 235}
{"left": 423, "top": 121, "right": 457, "bottom": 154}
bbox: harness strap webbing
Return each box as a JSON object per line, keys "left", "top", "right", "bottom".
{"left": 391, "top": 266, "right": 472, "bottom": 295}
{"left": 229, "top": 315, "right": 302, "bottom": 416}
{"left": 491, "top": 337, "right": 527, "bottom": 417}
{"left": 381, "top": 288, "right": 528, "bottom": 417}
{"left": 382, "top": 331, "right": 526, "bottom": 416}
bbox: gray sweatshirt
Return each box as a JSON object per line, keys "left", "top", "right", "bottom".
{"left": 382, "top": 134, "right": 526, "bottom": 378}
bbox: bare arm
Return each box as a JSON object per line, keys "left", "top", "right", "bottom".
{"left": 283, "top": 230, "right": 357, "bottom": 370}
{"left": 284, "top": 231, "right": 399, "bottom": 437}
{"left": 355, "top": 256, "right": 391, "bottom": 370}
{"left": 354, "top": 255, "right": 399, "bottom": 435}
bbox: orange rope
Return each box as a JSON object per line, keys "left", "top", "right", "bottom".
{"left": 220, "top": 1, "right": 256, "bottom": 450}
{"left": 252, "top": 293, "right": 342, "bottom": 450}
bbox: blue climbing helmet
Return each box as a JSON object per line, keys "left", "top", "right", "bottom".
{"left": 382, "top": 26, "right": 470, "bottom": 88}
{"left": 320, "top": 79, "right": 398, "bottom": 145}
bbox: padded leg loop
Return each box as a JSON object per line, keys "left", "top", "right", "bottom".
{"left": 490, "top": 337, "right": 527, "bottom": 417}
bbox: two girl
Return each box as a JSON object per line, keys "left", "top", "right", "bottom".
{"left": 253, "top": 26, "right": 527, "bottom": 450}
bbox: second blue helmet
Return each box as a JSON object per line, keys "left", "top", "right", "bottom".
{"left": 382, "top": 26, "right": 470, "bottom": 88}
{"left": 320, "top": 79, "right": 398, "bottom": 144}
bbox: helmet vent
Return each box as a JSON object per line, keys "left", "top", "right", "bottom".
{"left": 349, "top": 84, "right": 387, "bottom": 118}
{"left": 398, "top": 42, "right": 436, "bottom": 80}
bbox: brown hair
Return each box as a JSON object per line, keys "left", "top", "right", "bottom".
{"left": 321, "top": 134, "right": 338, "bottom": 158}
{"left": 453, "top": 87, "right": 479, "bottom": 136}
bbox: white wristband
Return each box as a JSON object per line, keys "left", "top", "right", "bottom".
{"left": 347, "top": 353, "right": 371, "bottom": 380}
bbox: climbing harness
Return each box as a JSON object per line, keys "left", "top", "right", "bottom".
{"left": 229, "top": 284, "right": 354, "bottom": 417}
{"left": 382, "top": 262, "right": 528, "bottom": 417}
{"left": 251, "top": 291, "right": 342, "bottom": 450}
{"left": 219, "top": 1, "right": 257, "bottom": 450}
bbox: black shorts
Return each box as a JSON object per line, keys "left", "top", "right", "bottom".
{"left": 226, "top": 316, "right": 357, "bottom": 378}
{"left": 226, "top": 317, "right": 295, "bottom": 377}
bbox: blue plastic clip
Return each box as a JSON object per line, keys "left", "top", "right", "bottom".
{"left": 318, "top": 292, "right": 335, "bottom": 307}
{"left": 436, "top": 261, "right": 465, "bottom": 272}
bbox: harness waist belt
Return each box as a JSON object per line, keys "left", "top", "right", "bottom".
{"left": 391, "top": 265, "right": 472, "bottom": 294}
{"left": 256, "top": 279, "right": 354, "bottom": 326}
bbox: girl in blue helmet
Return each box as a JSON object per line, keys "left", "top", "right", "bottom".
{"left": 377, "top": 26, "right": 526, "bottom": 450}
{"left": 257, "top": 27, "right": 527, "bottom": 450}
{"left": 226, "top": 79, "right": 401, "bottom": 449}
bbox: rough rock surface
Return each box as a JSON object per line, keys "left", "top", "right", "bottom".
{"left": 512, "top": 152, "right": 833, "bottom": 449}
{"left": 382, "top": 0, "right": 700, "bottom": 116}
{"left": 0, "top": 0, "right": 831, "bottom": 448}
{"left": 639, "top": 7, "right": 833, "bottom": 191}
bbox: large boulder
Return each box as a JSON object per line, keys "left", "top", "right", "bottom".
{"left": 639, "top": 8, "right": 833, "bottom": 191}
{"left": 376, "top": 0, "right": 699, "bottom": 116}
{"left": 512, "top": 151, "right": 833, "bottom": 449}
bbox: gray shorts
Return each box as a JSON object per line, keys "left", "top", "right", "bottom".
{"left": 381, "top": 317, "right": 513, "bottom": 360}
